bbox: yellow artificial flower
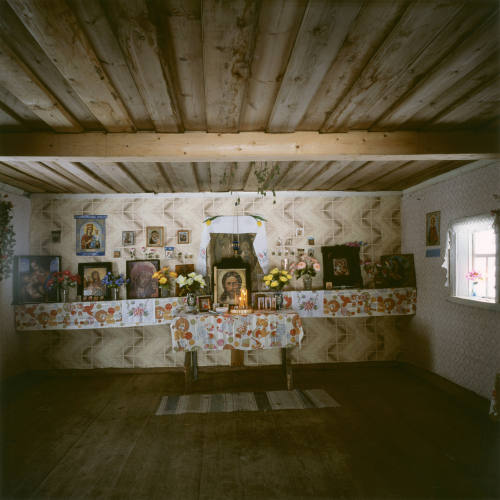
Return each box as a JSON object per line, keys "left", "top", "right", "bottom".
{"left": 206, "top": 220, "right": 211, "bottom": 226}
{"left": 271, "top": 268, "right": 279, "bottom": 274}
{"left": 152, "top": 272, "right": 159, "bottom": 279}
{"left": 169, "top": 271, "right": 178, "bottom": 278}
{"left": 271, "top": 280, "right": 279, "bottom": 287}
{"left": 287, "top": 273, "right": 292, "bottom": 279}
{"left": 162, "top": 266, "right": 168, "bottom": 271}
{"left": 281, "top": 270, "right": 287, "bottom": 274}
{"left": 279, "top": 276, "right": 287, "bottom": 282}
{"left": 257, "top": 220, "right": 262, "bottom": 227}
{"left": 159, "top": 277, "right": 167, "bottom": 285}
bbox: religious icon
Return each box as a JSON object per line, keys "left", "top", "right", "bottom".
{"left": 146, "top": 226, "right": 164, "bottom": 247}
{"left": 122, "top": 231, "right": 135, "bottom": 246}
{"left": 78, "top": 262, "right": 112, "bottom": 300}
{"left": 426, "top": 211, "right": 440, "bottom": 246}
{"left": 213, "top": 267, "right": 247, "bottom": 306}
{"left": 126, "top": 260, "right": 160, "bottom": 299}
{"left": 74, "top": 215, "right": 106, "bottom": 256}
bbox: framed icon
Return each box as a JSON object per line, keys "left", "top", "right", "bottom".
{"left": 213, "top": 267, "right": 247, "bottom": 306}
{"left": 146, "top": 226, "right": 164, "bottom": 247}
{"left": 197, "top": 295, "right": 212, "bottom": 312}
{"left": 126, "top": 259, "right": 160, "bottom": 299}
{"left": 177, "top": 230, "right": 190, "bottom": 244}
{"left": 78, "top": 262, "right": 112, "bottom": 300}
{"left": 122, "top": 231, "right": 135, "bottom": 246}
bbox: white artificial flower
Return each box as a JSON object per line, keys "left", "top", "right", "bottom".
{"left": 187, "top": 278, "right": 194, "bottom": 285}
{"left": 188, "top": 272, "right": 196, "bottom": 278}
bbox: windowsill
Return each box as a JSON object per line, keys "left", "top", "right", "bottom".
{"left": 447, "top": 296, "right": 500, "bottom": 311}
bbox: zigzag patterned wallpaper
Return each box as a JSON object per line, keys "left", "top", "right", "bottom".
{"left": 25, "top": 193, "right": 403, "bottom": 369}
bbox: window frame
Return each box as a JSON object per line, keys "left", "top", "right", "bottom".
{"left": 447, "top": 213, "right": 499, "bottom": 310}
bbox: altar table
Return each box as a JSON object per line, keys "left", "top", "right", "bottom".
{"left": 171, "top": 311, "right": 304, "bottom": 390}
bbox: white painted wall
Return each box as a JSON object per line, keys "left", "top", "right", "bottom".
{"left": 0, "top": 189, "right": 31, "bottom": 380}
{"left": 401, "top": 164, "right": 500, "bottom": 399}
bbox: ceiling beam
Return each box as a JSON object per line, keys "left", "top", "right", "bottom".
{"left": 0, "top": 131, "right": 498, "bottom": 162}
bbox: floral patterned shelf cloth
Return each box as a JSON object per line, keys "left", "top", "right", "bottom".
{"left": 253, "top": 288, "right": 416, "bottom": 318}
{"left": 14, "top": 297, "right": 186, "bottom": 331}
{"left": 171, "top": 312, "right": 303, "bottom": 351}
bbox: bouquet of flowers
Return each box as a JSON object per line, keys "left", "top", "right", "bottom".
{"left": 465, "top": 270, "right": 483, "bottom": 284}
{"left": 263, "top": 267, "right": 292, "bottom": 291}
{"left": 101, "top": 272, "right": 129, "bottom": 289}
{"left": 176, "top": 272, "right": 206, "bottom": 295}
{"left": 141, "top": 246, "right": 159, "bottom": 259}
{"left": 289, "top": 255, "right": 321, "bottom": 279}
{"left": 45, "top": 270, "right": 80, "bottom": 290}
{"left": 152, "top": 266, "right": 177, "bottom": 290}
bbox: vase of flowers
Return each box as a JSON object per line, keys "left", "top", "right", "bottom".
{"left": 465, "top": 270, "right": 483, "bottom": 297}
{"left": 263, "top": 268, "right": 292, "bottom": 310}
{"left": 101, "top": 272, "right": 129, "bottom": 300}
{"left": 45, "top": 270, "right": 80, "bottom": 302}
{"left": 152, "top": 266, "right": 178, "bottom": 297}
{"left": 289, "top": 255, "right": 320, "bottom": 290}
{"left": 176, "top": 272, "right": 206, "bottom": 311}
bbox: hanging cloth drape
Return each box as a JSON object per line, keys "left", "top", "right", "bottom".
{"left": 196, "top": 216, "right": 269, "bottom": 276}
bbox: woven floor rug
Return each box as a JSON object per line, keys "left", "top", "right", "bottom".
{"left": 155, "top": 389, "right": 340, "bottom": 415}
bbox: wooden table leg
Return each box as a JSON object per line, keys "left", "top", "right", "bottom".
{"left": 281, "top": 347, "right": 293, "bottom": 390}
{"left": 184, "top": 351, "right": 198, "bottom": 392}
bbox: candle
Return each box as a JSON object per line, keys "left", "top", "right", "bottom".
{"left": 239, "top": 287, "right": 247, "bottom": 309}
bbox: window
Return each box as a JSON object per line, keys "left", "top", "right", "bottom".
{"left": 444, "top": 212, "right": 499, "bottom": 306}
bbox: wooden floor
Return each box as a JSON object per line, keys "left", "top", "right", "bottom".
{"left": 1, "top": 364, "right": 498, "bottom": 499}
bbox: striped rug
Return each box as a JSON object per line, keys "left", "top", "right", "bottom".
{"left": 155, "top": 389, "right": 340, "bottom": 415}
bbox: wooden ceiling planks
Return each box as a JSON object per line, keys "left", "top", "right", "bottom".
{"left": 267, "top": 0, "right": 363, "bottom": 132}
{"left": 0, "top": 0, "right": 498, "bottom": 195}
{"left": 156, "top": 0, "right": 206, "bottom": 130}
{"left": 0, "top": 38, "right": 82, "bottom": 132}
{"left": 239, "top": 0, "right": 306, "bottom": 131}
{"left": 375, "top": 8, "right": 500, "bottom": 130}
{"left": 6, "top": 0, "right": 134, "bottom": 132}
{"left": 202, "top": 0, "right": 260, "bottom": 132}
{"left": 103, "top": 0, "right": 181, "bottom": 132}
{"left": 69, "top": 0, "right": 154, "bottom": 131}
{"left": 299, "top": 0, "right": 407, "bottom": 131}
{"left": 322, "top": 1, "right": 473, "bottom": 132}
{"left": 0, "top": 0, "right": 102, "bottom": 130}
{"left": 0, "top": 161, "right": 62, "bottom": 192}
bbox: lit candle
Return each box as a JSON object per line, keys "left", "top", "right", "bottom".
{"left": 240, "top": 287, "right": 247, "bottom": 309}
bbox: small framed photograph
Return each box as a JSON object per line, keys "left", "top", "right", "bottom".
{"left": 426, "top": 211, "right": 440, "bottom": 246}
{"left": 51, "top": 230, "right": 61, "bottom": 243}
{"left": 164, "top": 246, "right": 175, "bottom": 258}
{"left": 285, "top": 238, "right": 293, "bottom": 246}
{"left": 296, "top": 227, "right": 304, "bottom": 237}
{"left": 325, "top": 282, "right": 333, "bottom": 289}
{"left": 197, "top": 295, "right": 212, "bottom": 312}
{"left": 78, "top": 262, "right": 112, "bottom": 300}
{"left": 13, "top": 255, "right": 61, "bottom": 304}
{"left": 308, "top": 248, "right": 315, "bottom": 257}
{"left": 122, "top": 231, "right": 135, "bottom": 246}
{"left": 113, "top": 250, "right": 121, "bottom": 258}
{"left": 177, "top": 229, "right": 190, "bottom": 244}
{"left": 255, "top": 293, "right": 266, "bottom": 310}
{"left": 146, "top": 227, "right": 164, "bottom": 247}
{"left": 126, "top": 259, "right": 160, "bottom": 299}
{"left": 298, "top": 248, "right": 305, "bottom": 257}
{"left": 308, "top": 237, "right": 315, "bottom": 245}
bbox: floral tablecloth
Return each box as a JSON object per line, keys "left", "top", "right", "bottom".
{"left": 254, "top": 288, "right": 416, "bottom": 318}
{"left": 14, "top": 288, "right": 416, "bottom": 331}
{"left": 14, "top": 297, "right": 186, "bottom": 331}
{"left": 171, "top": 311, "right": 303, "bottom": 351}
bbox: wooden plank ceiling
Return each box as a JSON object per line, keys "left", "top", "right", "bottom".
{"left": 0, "top": 0, "right": 498, "bottom": 194}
